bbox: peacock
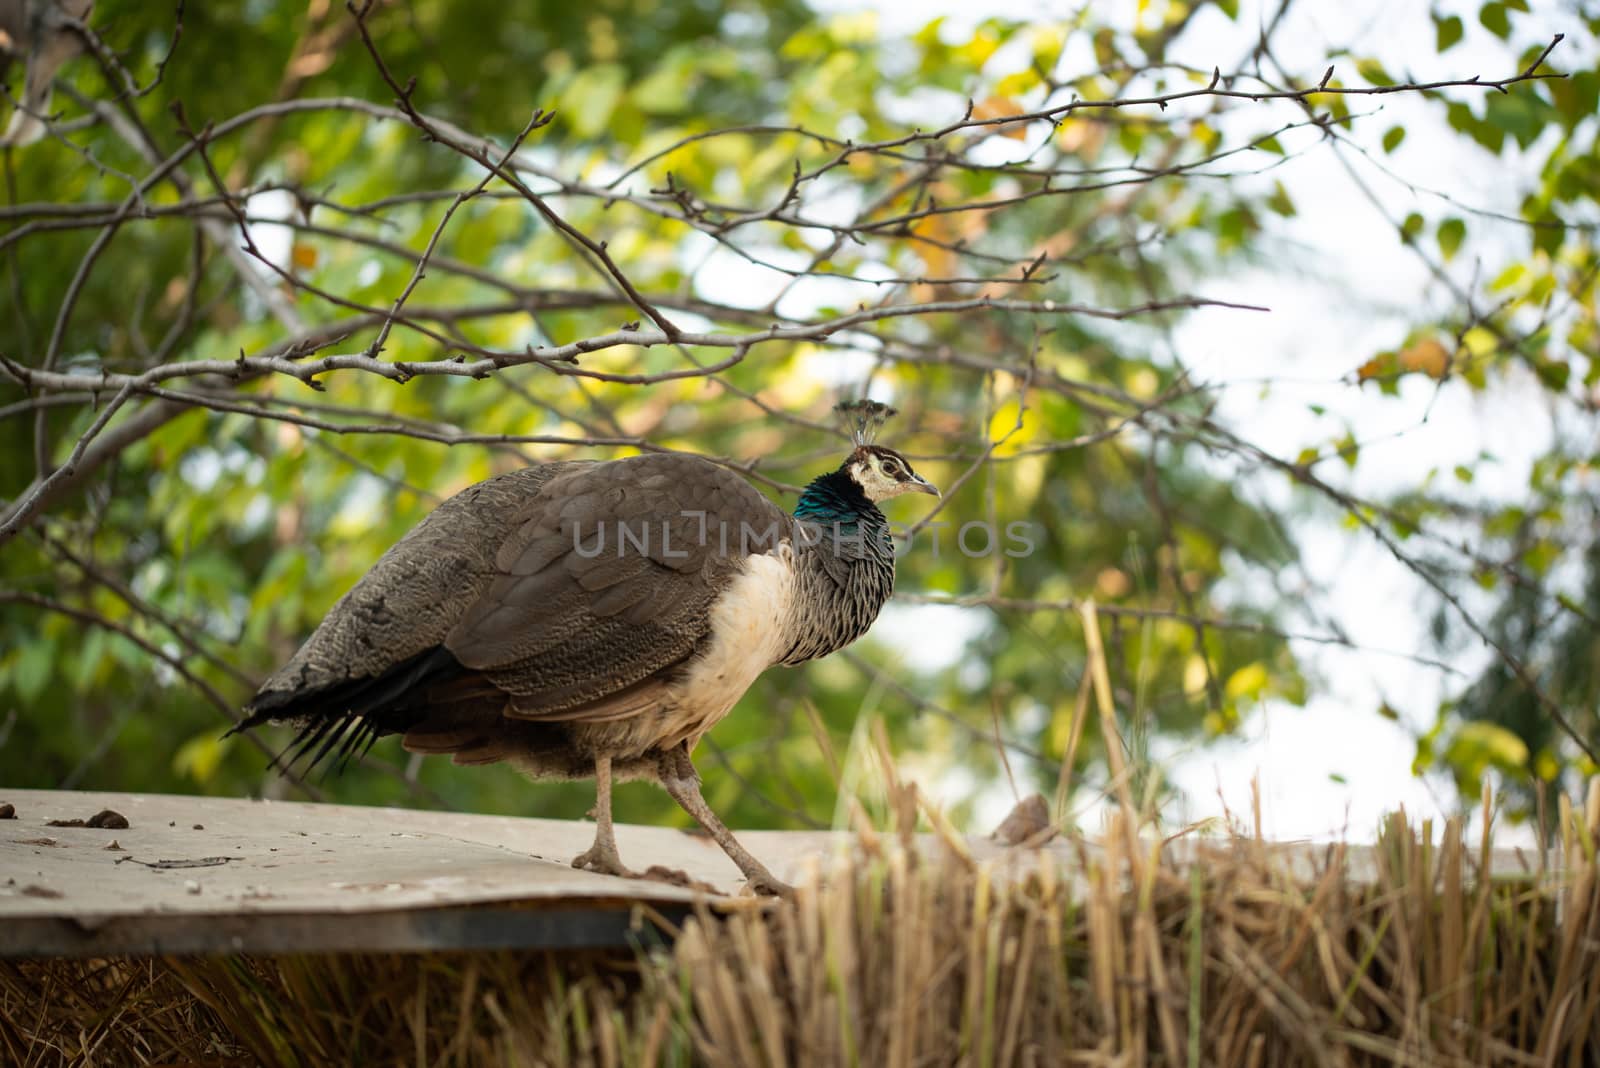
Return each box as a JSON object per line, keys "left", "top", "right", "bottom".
{"left": 231, "top": 403, "right": 938, "bottom": 895}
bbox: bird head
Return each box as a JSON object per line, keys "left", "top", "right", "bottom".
{"left": 845, "top": 444, "right": 940, "bottom": 503}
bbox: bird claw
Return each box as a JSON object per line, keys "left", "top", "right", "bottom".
{"left": 569, "top": 850, "right": 726, "bottom": 895}
{"left": 570, "top": 845, "right": 641, "bottom": 881}
{"left": 741, "top": 872, "right": 795, "bottom": 898}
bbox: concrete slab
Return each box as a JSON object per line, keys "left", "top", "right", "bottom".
{"left": 0, "top": 788, "right": 842, "bottom": 957}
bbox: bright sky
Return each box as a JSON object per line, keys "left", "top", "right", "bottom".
{"left": 801, "top": 0, "right": 1587, "bottom": 843}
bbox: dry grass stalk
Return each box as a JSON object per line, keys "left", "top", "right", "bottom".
{"left": 666, "top": 784, "right": 1600, "bottom": 1066}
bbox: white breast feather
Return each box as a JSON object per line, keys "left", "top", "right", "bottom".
{"left": 663, "top": 548, "right": 794, "bottom": 747}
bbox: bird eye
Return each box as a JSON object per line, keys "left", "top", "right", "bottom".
{"left": 882, "top": 459, "right": 902, "bottom": 477}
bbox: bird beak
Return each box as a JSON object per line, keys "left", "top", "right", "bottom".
{"left": 909, "top": 475, "right": 940, "bottom": 497}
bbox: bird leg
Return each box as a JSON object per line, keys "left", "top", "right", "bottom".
{"left": 571, "top": 755, "right": 641, "bottom": 880}
{"left": 658, "top": 744, "right": 794, "bottom": 897}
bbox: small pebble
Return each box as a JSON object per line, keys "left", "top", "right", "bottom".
{"left": 104, "top": 839, "right": 124, "bottom": 851}
{"left": 193, "top": 823, "right": 205, "bottom": 830}
{"left": 0, "top": 802, "right": 15, "bottom": 819}
{"left": 184, "top": 880, "right": 201, "bottom": 895}
{"left": 48, "top": 809, "right": 130, "bottom": 829}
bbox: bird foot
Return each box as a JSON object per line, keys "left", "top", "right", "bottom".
{"left": 740, "top": 872, "right": 795, "bottom": 898}
{"left": 570, "top": 843, "right": 642, "bottom": 881}
{"left": 569, "top": 850, "right": 723, "bottom": 894}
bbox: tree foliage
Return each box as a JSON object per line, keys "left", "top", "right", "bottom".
{"left": 0, "top": 0, "right": 1592, "bottom": 832}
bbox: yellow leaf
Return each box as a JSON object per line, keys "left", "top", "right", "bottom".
{"left": 907, "top": 180, "right": 986, "bottom": 282}
{"left": 173, "top": 732, "right": 228, "bottom": 784}
{"left": 1399, "top": 338, "right": 1450, "bottom": 379}
{"left": 291, "top": 242, "right": 318, "bottom": 270}
{"left": 1126, "top": 367, "right": 1159, "bottom": 399}
{"left": 1461, "top": 326, "right": 1498, "bottom": 358}
{"left": 1449, "top": 722, "right": 1529, "bottom": 771}
{"left": 1056, "top": 117, "right": 1106, "bottom": 159}
{"left": 826, "top": 11, "right": 877, "bottom": 43}
{"left": 986, "top": 399, "right": 1031, "bottom": 455}
{"left": 995, "top": 69, "right": 1040, "bottom": 97}
{"left": 1048, "top": 697, "right": 1078, "bottom": 753}
{"left": 1223, "top": 661, "right": 1269, "bottom": 701}
{"left": 971, "top": 96, "right": 1030, "bottom": 140}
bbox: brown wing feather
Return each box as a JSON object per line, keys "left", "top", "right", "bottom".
{"left": 443, "top": 453, "right": 791, "bottom": 722}
{"left": 249, "top": 463, "right": 584, "bottom": 708}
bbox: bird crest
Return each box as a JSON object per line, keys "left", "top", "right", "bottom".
{"left": 835, "top": 399, "right": 897, "bottom": 447}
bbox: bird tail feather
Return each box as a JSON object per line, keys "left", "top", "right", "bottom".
{"left": 226, "top": 646, "right": 462, "bottom": 777}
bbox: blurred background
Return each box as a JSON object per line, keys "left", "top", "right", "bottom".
{"left": 1, "top": 0, "right": 1595, "bottom": 842}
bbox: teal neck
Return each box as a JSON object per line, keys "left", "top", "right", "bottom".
{"left": 794, "top": 467, "right": 873, "bottom": 529}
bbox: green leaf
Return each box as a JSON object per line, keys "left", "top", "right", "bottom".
{"left": 1532, "top": 212, "right": 1563, "bottom": 254}
{"left": 1382, "top": 125, "right": 1405, "bottom": 153}
{"left": 1437, "top": 217, "right": 1466, "bottom": 260}
{"left": 1413, "top": 729, "right": 1436, "bottom": 774}
{"left": 1336, "top": 432, "right": 1360, "bottom": 469}
{"left": 1266, "top": 181, "right": 1296, "bottom": 216}
{"left": 559, "top": 63, "right": 628, "bottom": 139}
{"left": 1490, "top": 263, "right": 1525, "bottom": 291}
{"left": 8, "top": 640, "right": 55, "bottom": 703}
{"left": 1479, "top": 3, "right": 1511, "bottom": 39}
{"left": 1448, "top": 721, "right": 1529, "bottom": 772}
{"left": 1550, "top": 68, "right": 1599, "bottom": 125}
{"left": 1483, "top": 92, "right": 1545, "bottom": 150}
{"left": 1117, "top": 124, "right": 1146, "bottom": 157}
{"left": 1400, "top": 212, "right": 1425, "bottom": 241}
{"left": 1216, "top": 205, "right": 1258, "bottom": 250}
{"left": 1557, "top": 593, "right": 1588, "bottom": 619}
{"left": 1434, "top": 14, "right": 1464, "bottom": 51}
{"left": 1356, "top": 58, "right": 1394, "bottom": 87}
{"left": 1533, "top": 358, "right": 1571, "bottom": 391}
{"left": 631, "top": 55, "right": 696, "bottom": 115}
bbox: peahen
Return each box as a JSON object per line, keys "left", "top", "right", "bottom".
{"left": 231, "top": 403, "right": 938, "bottom": 895}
